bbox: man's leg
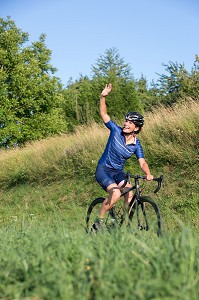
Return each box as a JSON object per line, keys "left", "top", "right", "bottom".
{"left": 99, "top": 183, "right": 121, "bottom": 218}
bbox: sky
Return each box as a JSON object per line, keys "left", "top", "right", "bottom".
{"left": 1, "top": 0, "right": 199, "bottom": 86}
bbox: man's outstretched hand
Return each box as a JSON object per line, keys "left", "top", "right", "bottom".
{"left": 101, "top": 83, "right": 112, "bottom": 97}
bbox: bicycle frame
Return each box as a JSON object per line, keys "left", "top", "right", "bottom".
{"left": 118, "top": 178, "right": 143, "bottom": 227}
{"left": 112, "top": 174, "right": 163, "bottom": 231}
{"left": 120, "top": 176, "right": 141, "bottom": 198}
{"left": 86, "top": 173, "right": 163, "bottom": 235}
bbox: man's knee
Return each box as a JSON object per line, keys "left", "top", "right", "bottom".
{"left": 108, "top": 186, "right": 121, "bottom": 201}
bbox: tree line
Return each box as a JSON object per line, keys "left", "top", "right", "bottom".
{"left": 0, "top": 17, "right": 198, "bottom": 148}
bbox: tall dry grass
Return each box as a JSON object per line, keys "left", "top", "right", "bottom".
{"left": 141, "top": 99, "right": 199, "bottom": 169}
{"left": 0, "top": 100, "right": 198, "bottom": 187}
{"left": 0, "top": 123, "right": 109, "bottom": 187}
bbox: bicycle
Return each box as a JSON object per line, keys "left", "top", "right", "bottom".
{"left": 86, "top": 173, "right": 164, "bottom": 236}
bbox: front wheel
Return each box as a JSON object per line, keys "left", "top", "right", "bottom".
{"left": 86, "top": 197, "right": 126, "bottom": 233}
{"left": 129, "top": 196, "right": 162, "bottom": 236}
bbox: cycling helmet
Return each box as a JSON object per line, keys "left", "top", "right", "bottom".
{"left": 125, "top": 112, "right": 144, "bottom": 127}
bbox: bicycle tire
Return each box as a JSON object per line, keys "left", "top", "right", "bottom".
{"left": 129, "top": 196, "right": 162, "bottom": 236}
{"left": 86, "top": 197, "right": 125, "bottom": 233}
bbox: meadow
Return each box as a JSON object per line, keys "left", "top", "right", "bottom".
{"left": 0, "top": 100, "right": 198, "bottom": 299}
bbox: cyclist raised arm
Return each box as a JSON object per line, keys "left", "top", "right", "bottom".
{"left": 100, "top": 83, "right": 112, "bottom": 123}
{"left": 93, "top": 83, "right": 153, "bottom": 231}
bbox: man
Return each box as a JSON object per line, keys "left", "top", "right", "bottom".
{"left": 94, "top": 83, "right": 153, "bottom": 230}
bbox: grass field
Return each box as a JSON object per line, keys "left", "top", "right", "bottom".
{"left": 0, "top": 100, "right": 198, "bottom": 299}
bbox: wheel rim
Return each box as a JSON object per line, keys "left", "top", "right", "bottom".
{"left": 129, "top": 197, "right": 162, "bottom": 236}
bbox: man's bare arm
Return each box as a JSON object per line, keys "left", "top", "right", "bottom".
{"left": 100, "top": 83, "right": 112, "bottom": 123}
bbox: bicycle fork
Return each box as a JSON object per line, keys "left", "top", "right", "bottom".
{"left": 136, "top": 200, "right": 150, "bottom": 231}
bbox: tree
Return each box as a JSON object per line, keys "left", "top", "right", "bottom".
{"left": 0, "top": 17, "right": 66, "bottom": 148}
{"left": 63, "top": 76, "right": 95, "bottom": 128}
{"left": 63, "top": 48, "right": 144, "bottom": 127}
{"left": 135, "top": 76, "right": 163, "bottom": 111}
{"left": 186, "top": 55, "right": 199, "bottom": 99}
{"left": 91, "top": 47, "right": 133, "bottom": 81}
{"left": 150, "top": 57, "right": 199, "bottom": 106}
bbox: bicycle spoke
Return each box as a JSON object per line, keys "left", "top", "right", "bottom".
{"left": 86, "top": 198, "right": 126, "bottom": 233}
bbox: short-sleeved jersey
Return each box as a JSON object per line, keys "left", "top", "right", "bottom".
{"left": 98, "top": 119, "right": 144, "bottom": 170}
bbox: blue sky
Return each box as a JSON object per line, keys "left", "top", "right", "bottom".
{"left": 1, "top": 0, "right": 198, "bottom": 86}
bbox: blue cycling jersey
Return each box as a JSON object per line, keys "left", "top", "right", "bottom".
{"left": 98, "top": 119, "right": 144, "bottom": 170}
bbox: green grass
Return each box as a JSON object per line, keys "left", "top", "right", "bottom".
{"left": 0, "top": 100, "right": 198, "bottom": 299}
{"left": 0, "top": 219, "right": 198, "bottom": 299}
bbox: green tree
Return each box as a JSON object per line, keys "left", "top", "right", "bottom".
{"left": 151, "top": 57, "right": 199, "bottom": 106}
{"left": 91, "top": 47, "right": 133, "bottom": 81}
{"left": 63, "top": 48, "right": 144, "bottom": 127}
{"left": 91, "top": 48, "right": 144, "bottom": 118}
{"left": 0, "top": 17, "right": 66, "bottom": 148}
{"left": 186, "top": 55, "right": 199, "bottom": 99}
{"left": 135, "top": 76, "right": 163, "bottom": 111}
{"left": 63, "top": 76, "right": 95, "bottom": 128}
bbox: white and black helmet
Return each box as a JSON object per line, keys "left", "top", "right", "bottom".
{"left": 125, "top": 112, "right": 144, "bottom": 127}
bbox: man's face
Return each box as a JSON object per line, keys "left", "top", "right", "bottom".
{"left": 123, "top": 119, "right": 139, "bottom": 134}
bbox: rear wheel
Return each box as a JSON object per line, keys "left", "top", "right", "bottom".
{"left": 129, "top": 196, "right": 162, "bottom": 236}
{"left": 86, "top": 197, "right": 126, "bottom": 233}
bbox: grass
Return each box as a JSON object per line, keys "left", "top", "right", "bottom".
{"left": 0, "top": 99, "right": 198, "bottom": 299}
{"left": 0, "top": 123, "right": 106, "bottom": 187}
{"left": 0, "top": 220, "right": 198, "bottom": 299}
{"left": 0, "top": 100, "right": 198, "bottom": 187}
